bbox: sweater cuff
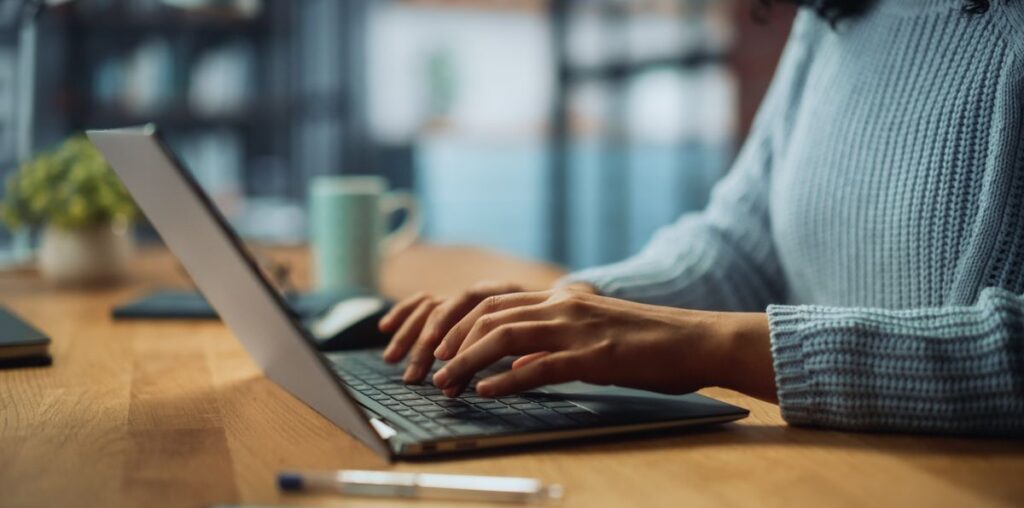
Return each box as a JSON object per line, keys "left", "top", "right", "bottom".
{"left": 767, "top": 304, "right": 817, "bottom": 426}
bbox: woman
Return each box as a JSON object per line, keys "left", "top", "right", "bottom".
{"left": 379, "top": 0, "right": 1024, "bottom": 435}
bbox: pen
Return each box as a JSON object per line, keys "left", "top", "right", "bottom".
{"left": 277, "top": 469, "right": 564, "bottom": 504}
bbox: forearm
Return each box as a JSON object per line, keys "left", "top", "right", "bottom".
{"left": 561, "top": 216, "right": 784, "bottom": 312}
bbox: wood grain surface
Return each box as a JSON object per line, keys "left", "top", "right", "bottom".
{"left": 1, "top": 244, "right": 1022, "bottom": 508}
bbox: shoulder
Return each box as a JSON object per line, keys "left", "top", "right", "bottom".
{"left": 995, "top": 1, "right": 1024, "bottom": 57}
{"left": 789, "top": 9, "right": 830, "bottom": 43}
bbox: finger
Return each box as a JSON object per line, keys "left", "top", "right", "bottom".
{"left": 433, "top": 321, "right": 566, "bottom": 391}
{"left": 379, "top": 292, "right": 430, "bottom": 332}
{"left": 404, "top": 306, "right": 459, "bottom": 383}
{"left": 423, "top": 282, "right": 526, "bottom": 352}
{"left": 511, "top": 352, "right": 549, "bottom": 370}
{"left": 383, "top": 299, "right": 437, "bottom": 363}
{"left": 435, "top": 291, "right": 549, "bottom": 360}
{"left": 454, "top": 302, "right": 558, "bottom": 359}
{"left": 417, "top": 293, "right": 486, "bottom": 356}
{"left": 476, "top": 350, "right": 590, "bottom": 397}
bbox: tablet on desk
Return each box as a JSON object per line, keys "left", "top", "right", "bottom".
{"left": 112, "top": 288, "right": 354, "bottom": 320}
{"left": 0, "top": 305, "right": 51, "bottom": 369}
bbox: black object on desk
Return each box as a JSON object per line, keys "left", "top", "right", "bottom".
{"left": 112, "top": 289, "right": 394, "bottom": 352}
{"left": 0, "top": 305, "right": 52, "bottom": 369}
{"left": 112, "top": 289, "right": 357, "bottom": 320}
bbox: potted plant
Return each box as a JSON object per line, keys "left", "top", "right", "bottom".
{"left": 1, "top": 135, "right": 138, "bottom": 286}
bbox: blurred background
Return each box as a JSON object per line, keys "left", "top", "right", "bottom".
{"left": 0, "top": 0, "right": 794, "bottom": 271}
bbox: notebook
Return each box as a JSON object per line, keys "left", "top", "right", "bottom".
{"left": 0, "top": 305, "right": 51, "bottom": 368}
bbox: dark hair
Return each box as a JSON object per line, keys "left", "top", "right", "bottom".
{"left": 758, "top": 0, "right": 993, "bottom": 24}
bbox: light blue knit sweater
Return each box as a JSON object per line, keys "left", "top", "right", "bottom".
{"left": 565, "top": 1, "right": 1024, "bottom": 435}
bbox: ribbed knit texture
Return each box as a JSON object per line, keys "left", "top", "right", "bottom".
{"left": 563, "top": 1, "right": 1024, "bottom": 435}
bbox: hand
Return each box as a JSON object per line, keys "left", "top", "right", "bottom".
{"left": 429, "top": 287, "right": 777, "bottom": 401}
{"left": 378, "top": 281, "right": 596, "bottom": 383}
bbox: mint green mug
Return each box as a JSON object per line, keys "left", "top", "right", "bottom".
{"left": 309, "top": 176, "right": 419, "bottom": 291}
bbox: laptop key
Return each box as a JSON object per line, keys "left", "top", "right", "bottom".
{"left": 405, "top": 400, "right": 437, "bottom": 409}
{"left": 490, "top": 408, "right": 521, "bottom": 416}
{"left": 435, "top": 417, "right": 465, "bottom": 427}
{"left": 496, "top": 397, "right": 530, "bottom": 405}
{"left": 394, "top": 394, "right": 420, "bottom": 401}
{"left": 474, "top": 402, "right": 506, "bottom": 410}
{"left": 510, "top": 403, "right": 543, "bottom": 410}
{"left": 409, "top": 385, "right": 440, "bottom": 394}
{"left": 540, "top": 400, "right": 578, "bottom": 409}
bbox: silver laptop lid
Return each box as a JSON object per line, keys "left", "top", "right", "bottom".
{"left": 88, "top": 125, "right": 392, "bottom": 460}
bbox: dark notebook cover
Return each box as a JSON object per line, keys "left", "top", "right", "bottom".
{"left": 0, "top": 305, "right": 51, "bottom": 369}
{"left": 112, "top": 289, "right": 362, "bottom": 320}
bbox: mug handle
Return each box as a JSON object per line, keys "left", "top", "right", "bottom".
{"left": 381, "top": 190, "right": 420, "bottom": 256}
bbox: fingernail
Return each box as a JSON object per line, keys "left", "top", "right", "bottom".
{"left": 382, "top": 346, "right": 394, "bottom": 361}
{"left": 432, "top": 368, "right": 449, "bottom": 388}
{"left": 402, "top": 364, "right": 421, "bottom": 384}
{"left": 443, "top": 386, "right": 461, "bottom": 398}
{"left": 433, "top": 343, "right": 448, "bottom": 359}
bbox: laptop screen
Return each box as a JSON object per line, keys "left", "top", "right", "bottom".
{"left": 89, "top": 125, "right": 392, "bottom": 459}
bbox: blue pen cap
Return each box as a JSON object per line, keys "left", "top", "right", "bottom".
{"left": 277, "top": 472, "right": 304, "bottom": 491}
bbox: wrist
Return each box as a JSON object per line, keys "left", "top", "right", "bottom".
{"left": 714, "top": 312, "right": 778, "bottom": 402}
{"left": 561, "top": 282, "right": 599, "bottom": 295}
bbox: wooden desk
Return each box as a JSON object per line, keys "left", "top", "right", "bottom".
{"left": 1, "top": 245, "right": 1022, "bottom": 508}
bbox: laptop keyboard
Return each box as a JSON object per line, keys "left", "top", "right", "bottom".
{"left": 330, "top": 351, "right": 605, "bottom": 439}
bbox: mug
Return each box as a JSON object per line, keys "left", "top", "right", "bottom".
{"left": 309, "top": 175, "right": 419, "bottom": 291}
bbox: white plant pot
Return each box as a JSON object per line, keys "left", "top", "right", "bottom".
{"left": 38, "top": 222, "right": 135, "bottom": 286}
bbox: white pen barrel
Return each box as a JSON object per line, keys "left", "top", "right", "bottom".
{"left": 279, "top": 470, "right": 563, "bottom": 503}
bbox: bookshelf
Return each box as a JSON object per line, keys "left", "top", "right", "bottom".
{"left": 547, "top": 0, "right": 735, "bottom": 265}
{"left": 14, "top": 0, "right": 367, "bottom": 244}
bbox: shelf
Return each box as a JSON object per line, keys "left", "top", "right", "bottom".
{"left": 562, "top": 51, "right": 730, "bottom": 83}
{"left": 84, "top": 105, "right": 265, "bottom": 130}
{"left": 48, "top": 3, "right": 269, "bottom": 36}
{"left": 76, "top": 92, "right": 347, "bottom": 131}
{"left": 397, "top": 0, "right": 546, "bottom": 13}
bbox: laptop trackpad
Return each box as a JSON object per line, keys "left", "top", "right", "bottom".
{"left": 539, "top": 382, "right": 739, "bottom": 420}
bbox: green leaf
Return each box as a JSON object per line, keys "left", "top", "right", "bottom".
{"left": 0, "top": 134, "right": 138, "bottom": 231}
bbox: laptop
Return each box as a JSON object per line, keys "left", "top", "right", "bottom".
{"left": 88, "top": 125, "right": 748, "bottom": 460}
